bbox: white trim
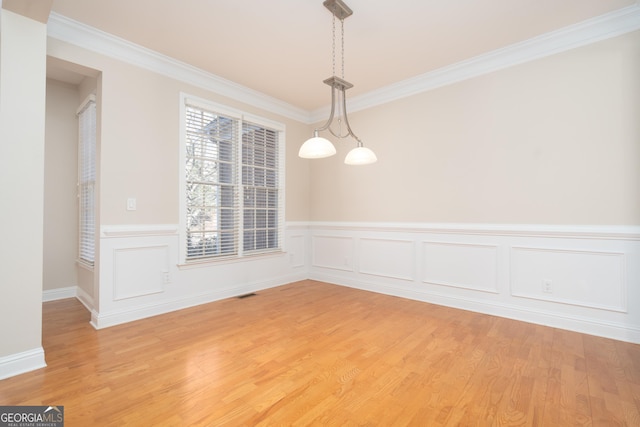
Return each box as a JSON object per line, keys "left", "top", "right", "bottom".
{"left": 308, "top": 222, "right": 640, "bottom": 240}
{"left": 0, "top": 348, "right": 46, "bottom": 380}
{"left": 76, "top": 93, "right": 96, "bottom": 115}
{"left": 46, "top": 13, "right": 310, "bottom": 123}
{"left": 313, "top": 3, "right": 640, "bottom": 120}
{"left": 101, "top": 224, "right": 178, "bottom": 238}
{"left": 177, "top": 251, "right": 287, "bottom": 270}
{"left": 43, "top": 286, "right": 76, "bottom": 302}
{"left": 76, "top": 286, "right": 94, "bottom": 312}
{"left": 46, "top": 5, "right": 640, "bottom": 124}
{"left": 306, "top": 222, "right": 640, "bottom": 343}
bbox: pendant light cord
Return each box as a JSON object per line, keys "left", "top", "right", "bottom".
{"left": 341, "top": 16, "right": 345, "bottom": 80}
{"left": 331, "top": 8, "right": 346, "bottom": 80}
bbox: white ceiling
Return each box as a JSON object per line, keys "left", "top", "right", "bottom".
{"left": 48, "top": 0, "right": 637, "bottom": 112}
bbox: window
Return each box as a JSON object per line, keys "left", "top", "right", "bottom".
{"left": 77, "top": 95, "right": 96, "bottom": 266}
{"left": 181, "top": 96, "right": 284, "bottom": 262}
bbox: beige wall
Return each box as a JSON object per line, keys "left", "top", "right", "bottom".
{"left": 0, "top": 8, "right": 47, "bottom": 358}
{"left": 50, "top": 30, "right": 640, "bottom": 230}
{"left": 309, "top": 31, "right": 640, "bottom": 225}
{"left": 48, "top": 39, "right": 311, "bottom": 226}
{"left": 44, "top": 78, "right": 79, "bottom": 291}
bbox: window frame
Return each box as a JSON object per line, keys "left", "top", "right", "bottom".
{"left": 179, "top": 93, "right": 285, "bottom": 265}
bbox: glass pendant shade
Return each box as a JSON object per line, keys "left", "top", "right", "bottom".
{"left": 344, "top": 146, "right": 377, "bottom": 165}
{"left": 298, "top": 136, "right": 337, "bottom": 159}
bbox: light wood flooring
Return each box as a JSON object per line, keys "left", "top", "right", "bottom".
{"left": 1, "top": 280, "right": 639, "bottom": 426}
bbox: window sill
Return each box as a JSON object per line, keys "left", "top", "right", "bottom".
{"left": 177, "top": 250, "right": 286, "bottom": 270}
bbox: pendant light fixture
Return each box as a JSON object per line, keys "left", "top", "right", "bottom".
{"left": 298, "top": 0, "right": 377, "bottom": 165}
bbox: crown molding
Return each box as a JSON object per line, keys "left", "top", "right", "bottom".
{"left": 311, "top": 3, "right": 640, "bottom": 122}
{"left": 46, "top": 12, "right": 312, "bottom": 123}
{"left": 47, "top": 5, "right": 640, "bottom": 126}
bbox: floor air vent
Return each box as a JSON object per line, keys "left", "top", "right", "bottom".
{"left": 237, "top": 293, "right": 257, "bottom": 299}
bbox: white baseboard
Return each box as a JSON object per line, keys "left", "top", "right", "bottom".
{"left": 0, "top": 347, "right": 46, "bottom": 380}
{"left": 75, "top": 286, "right": 94, "bottom": 312}
{"left": 42, "top": 286, "right": 77, "bottom": 302}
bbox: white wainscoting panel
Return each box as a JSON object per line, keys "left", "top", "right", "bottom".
{"left": 510, "top": 246, "right": 626, "bottom": 312}
{"left": 93, "top": 223, "right": 309, "bottom": 329}
{"left": 308, "top": 222, "right": 640, "bottom": 344}
{"left": 90, "top": 222, "right": 640, "bottom": 343}
{"left": 312, "top": 235, "right": 355, "bottom": 271}
{"left": 422, "top": 242, "right": 499, "bottom": 293}
{"left": 113, "top": 245, "right": 169, "bottom": 300}
{"left": 359, "top": 238, "right": 415, "bottom": 281}
{"left": 288, "top": 234, "right": 306, "bottom": 268}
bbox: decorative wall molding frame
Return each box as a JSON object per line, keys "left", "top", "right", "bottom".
{"left": 510, "top": 246, "right": 627, "bottom": 313}
{"left": 112, "top": 245, "right": 169, "bottom": 301}
{"left": 359, "top": 238, "right": 416, "bottom": 281}
{"left": 91, "top": 223, "right": 308, "bottom": 329}
{"left": 311, "top": 235, "right": 355, "bottom": 272}
{"left": 47, "top": 5, "right": 640, "bottom": 125}
{"left": 422, "top": 241, "right": 499, "bottom": 294}
{"left": 307, "top": 222, "right": 640, "bottom": 344}
{"left": 43, "top": 222, "right": 640, "bottom": 343}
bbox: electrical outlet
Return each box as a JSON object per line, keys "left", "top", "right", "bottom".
{"left": 542, "top": 279, "right": 552, "bottom": 293}
{"left": 162, "top": 272, "right": 171, "bottom": 284}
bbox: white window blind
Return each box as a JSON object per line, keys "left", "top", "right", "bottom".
{"left": 183, "top": 97, "right": 284, "bottom": 262}
{"left": 77, "top": 95, "right": 96, "bottom": 265}
{"left": 185, "top": 105, "right": 239, "bottom": 259}
{"left": 242, "top": 121, "right": 280, "bottom": 253}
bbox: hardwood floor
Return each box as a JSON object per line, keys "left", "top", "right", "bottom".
{"left": 1, "top": 280, "right": 639, "bottom": 426}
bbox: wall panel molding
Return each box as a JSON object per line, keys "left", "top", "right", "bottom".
{"left": 288, "top": 234, "right": 307, "bottom": 268}
{"left": 359, "top": 238, "right": 415, "bottom": 281}
{"left": 308, "top": 222, "right": 640, "bottom": 344}
{"left": 92, "top": 223, "right": 309, "bottom": 329}
{"left": 422, "top": 241, "right": 499, "bottom": 293}
{"left": 311, "top": 235, "right": 355, "bottom": 271}
{"left": 510, "top": 246, "right": 626, "bottom": 312}
{"left": 112, "top": 245, "right": 169, "bottom": 301}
